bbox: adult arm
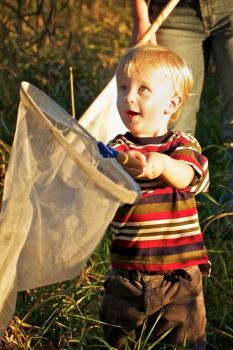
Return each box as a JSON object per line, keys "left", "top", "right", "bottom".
{"left": 131, "top": 0, "right": 157, "bottom": 45}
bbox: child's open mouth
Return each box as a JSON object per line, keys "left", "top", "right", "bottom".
{"left": 127, "top": 110, "right": 139, "bottom": 118}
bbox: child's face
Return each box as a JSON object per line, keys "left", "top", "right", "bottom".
{"left": 117, "top": 67, "right": 176, "bottom": 137}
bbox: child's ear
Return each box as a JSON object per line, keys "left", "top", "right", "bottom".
{"left": 165, "top": 96, "right": 182, "bottom": 115}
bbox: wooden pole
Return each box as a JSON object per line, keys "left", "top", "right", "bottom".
{"left": 69, "top": 66, "right": 76, "bottom": 118}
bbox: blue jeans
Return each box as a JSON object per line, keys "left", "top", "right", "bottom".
{"left": 150, "top": 0, "right": 233, "bottom": 206}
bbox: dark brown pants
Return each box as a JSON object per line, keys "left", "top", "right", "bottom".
{"left": 99, "top": 265, "right": 206, "bottom": 349}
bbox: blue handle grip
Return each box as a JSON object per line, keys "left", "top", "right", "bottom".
{"left": 97, "top": 142, "right": 119, "bottom": 159}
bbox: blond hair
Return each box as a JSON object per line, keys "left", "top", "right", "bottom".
{"left": 116, "top": 44, "right": 193, "bottom": 122}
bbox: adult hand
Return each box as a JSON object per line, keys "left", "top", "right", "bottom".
{"left": 131, "top": 22, "right": 157, "bottom": 46}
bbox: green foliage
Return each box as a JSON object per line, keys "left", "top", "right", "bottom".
{"left": 0, "top": 0, "right": 131, "bottom": 141}
{"left": 0, "top": 1, "right": 232, "bottom": 349}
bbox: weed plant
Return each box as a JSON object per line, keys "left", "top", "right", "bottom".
{"left": 0, "top": 1, "right": 232, "bottom": 349}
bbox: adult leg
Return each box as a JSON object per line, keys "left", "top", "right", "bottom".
{"left": 211, "top": 9, "right": 233, "bottom": 209}
{"left": 149, "top": 2, "right": 206, "bottom": 134}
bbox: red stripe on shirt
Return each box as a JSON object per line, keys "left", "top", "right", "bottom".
{"left": 112, "top": 256, "right": 209, "bottom": 272}
{"left": 172, "top": 154, "right": 204, "bottom": 172}
{"left": 112, "top": 234, "right": 202, "bottom": 249}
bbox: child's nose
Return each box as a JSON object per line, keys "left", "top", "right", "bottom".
{"left": 126, "top": 90, "right": 136, "bottom": 103}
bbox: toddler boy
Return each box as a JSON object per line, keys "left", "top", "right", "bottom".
{"left": 100, "top": 44, "right": 210, "bottom": 350}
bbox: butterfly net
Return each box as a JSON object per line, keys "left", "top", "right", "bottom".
{"left": 0, "top": 81, "right": 140, "bottom": 336}
{"left": 79, "top": 76, "right": 127, "bottom": 142}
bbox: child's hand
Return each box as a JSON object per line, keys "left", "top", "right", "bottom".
{"left": 139, "top": 152, "right": 165, "bottom": 179}
{"left": 122, "top": 150, "right": 147, "bottom": 178}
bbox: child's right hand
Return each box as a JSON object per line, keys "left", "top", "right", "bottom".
{"left": 122, "top": 150, "right": 147, "bottom": 178}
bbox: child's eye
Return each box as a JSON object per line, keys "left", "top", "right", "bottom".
{"left": 118, "top": 84, "right": 127, "bottom": 92}
{"left": 139, "top": 85, "right": 149, "bottom": 93}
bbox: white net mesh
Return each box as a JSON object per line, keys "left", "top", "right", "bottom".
{"left": 79, "top": 76, "right": 127, "bottom": 142}
{"left": 0, "top": 82, "right": 140, "bottom": 337}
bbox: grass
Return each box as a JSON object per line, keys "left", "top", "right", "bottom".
{"left": 0, "top": 1, "right": 232, "bottom": 349}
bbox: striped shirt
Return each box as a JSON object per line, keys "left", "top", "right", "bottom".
{"left": 108, "top": 130, "right": 210, "bottom": 272}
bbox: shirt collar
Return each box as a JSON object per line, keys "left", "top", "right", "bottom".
{"left": 125, "top": 130, "right": 173, "bottom": 145}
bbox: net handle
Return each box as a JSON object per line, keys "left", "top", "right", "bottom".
{"left": 137, "top": 0, "right": 180, "bottom": 45}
